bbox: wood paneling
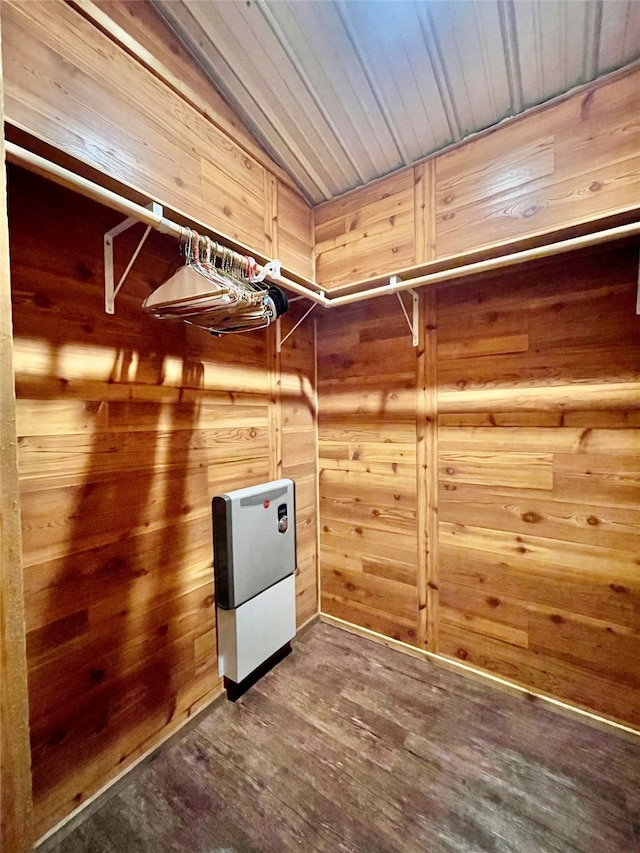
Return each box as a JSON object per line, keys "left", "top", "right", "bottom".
{"left": 435, "top": 71, "right": 640, "bottom": 258}
{"left": 318, "top": 297, "right": 419, "bottom": 645}
{"left": 0, "top": 0, "right": 314, "bottom": 280}
{"left": 314, "top": 171, "right": 416, "bottom": 289}
{"left": 4, "top": 1, "right": 199, "bottom": 216}
{"left": 277, "top": 181, "right": 315, "bottom": 282}
{"left": 89, "top": 0, "right": 285, "bottom": 182}
{"left": 8, "top": 166, "right": 317, "bottom": 839}
{"left": 200, "top": 155, "right": 266, "bottom": 254}
{"left": 436, "top": 243, "right": 640, "bottom": 728}
{"left": 317, "top": 242, "right": 640, "bottom": 731}
{"left": 10, "top": 168, "right": 218, "bottom": 838}
{"left": 3, "top": 0, "right": 640, "bottom": 835}
{"left": 312, "top": 67, "right": 640, "bottom": 291}
{"left": 413, "top": 160, "right": 437, "bottom": 266}
{"left": 416, "top": 290, "right": 438, "bottom": 651}
{"left": 280, "top": 303, "right": 319, "bottom": 627}
{"left": 0, "top": 20, "right": 34, "bottom": 848}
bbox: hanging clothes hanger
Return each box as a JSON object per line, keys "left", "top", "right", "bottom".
{"left": 142, "top": 229, "right": 235, "bottom": 316}
{"left": 142, "top": 228, "right": 288, "bottom": 335}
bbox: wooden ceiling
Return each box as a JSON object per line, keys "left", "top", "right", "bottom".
{"left": 153, "top": 0, "right": 640, "bottom": 204}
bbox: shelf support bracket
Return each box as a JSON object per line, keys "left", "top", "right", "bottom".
{"left": 276, "top": 303, "right": 317, "bottom": 353}
{"left": 391, "top": 277, "right": 419, "bottom": 346}
{"left": 104, "top": 202, "right": 162, "bottom": 314}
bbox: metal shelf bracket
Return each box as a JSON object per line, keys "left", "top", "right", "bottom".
{"left": 391, "top": 276, "right": 419, "bottom": 346}
{"left": 276, "top": 302, "right": 317, "bottom": 353}
{"left": 104, "top": 202, "right": 162, "bottom": 314}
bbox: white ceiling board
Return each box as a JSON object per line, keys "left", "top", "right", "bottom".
{"left": 514, "top": 1, "right": 593, "bottom": 107}
{"left": 424, "top": 1, "right": 512, "bottom": 137}
{"left": 263, "top": 1, "right": 403, "bottom": 182}
{"left": 338, "top": 1, "right": 454, "bottom": 163}
{"left": 599, "top": 0, "right": 640, "bottom": 73}
{"left": 153, "top": 0, "right": 640, "bottom": 204}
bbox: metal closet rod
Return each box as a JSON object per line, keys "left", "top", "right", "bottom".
{"left": 330, "top": 217, "right": 640, "bottom": 308}
{"left": 6, "top": 141, "right": 640, "bottom": 310}
{"left": 5, "top": 141, "right": 330, "bottom": 307}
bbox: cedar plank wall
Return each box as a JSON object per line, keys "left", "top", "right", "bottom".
{"left": 315, "top": 169, "right": 421, "bottom": 288}
{"left": 0, "top": 12, "right": 34, "bottom": 850}
{"left": 2, "top": 0, "right": 639, "bottom": 844}
{"left": 0, "top": 0, "right": 314, "bottom": 282}
{"left": 436, "top": 248, "right": 640, "bottom": 727}
{"left": 9, "top": 165, "right": 316, "bottom": 839}
{"left": 314, "top": 67, "right": 639, "bottom": 289}
{"left": 90, "top": 0, "right": 283, "bottom": 183}
{"left": 279, "top": 306, "right": 320, "bottom": 627}
{"left": 318, "top": 241, "right": 640, "bottom": 730}
{"left": 1, "top": 1, "right": 316, "bottom": 841}
{"left": 318, "top": 297, "right": 419, "bottom": 644}
{"left": 11, "top": 170, "right": 225, "bottom": 837}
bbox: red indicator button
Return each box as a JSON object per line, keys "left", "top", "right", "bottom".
{"left": 263, "top": 499, "right": 270, "bottom": 509}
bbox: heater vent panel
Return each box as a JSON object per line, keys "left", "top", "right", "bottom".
{"left": 212, "top": 478, "right": 296, "bottom": 609}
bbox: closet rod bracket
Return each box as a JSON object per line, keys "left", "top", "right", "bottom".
{"left": 391, "top": 277, "right": 419, "bottom": 346}
{"left": 253, "top": 259, "right": 282, "bottom": 283}
{"left": 104, "top": 202, "right": 163, "bottom": 314}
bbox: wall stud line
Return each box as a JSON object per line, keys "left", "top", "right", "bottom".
{"left": 267, "top": 175, "right": 283, "bottom": 482}
{"left": 0, "top": 36, "right": 34, "bottom": 847}
{"left": 424, "top": 290, "right": 439, "bottom": 653}
{"left": 313, "top": 316, "right": 322, "bottom": 619}
{"left": 416, "top": 294, "right": 428, "bottom": 648}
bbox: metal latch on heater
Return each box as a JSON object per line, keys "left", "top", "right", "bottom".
{"left": 278, "top": 503, "right": 288, "bottom": 534}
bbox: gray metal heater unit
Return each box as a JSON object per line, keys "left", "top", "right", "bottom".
{"left": 212, "top": 478, "right": 296, "bottom": 690}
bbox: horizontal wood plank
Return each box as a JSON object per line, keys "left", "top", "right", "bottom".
{"left": 439, "top": 451, "right": 553, "bottom": 490}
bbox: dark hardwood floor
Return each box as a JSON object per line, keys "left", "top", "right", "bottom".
{"left": 46, "top": 622, "right": 640, "bottom": 852}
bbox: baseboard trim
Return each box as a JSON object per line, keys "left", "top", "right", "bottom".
{"left": 297, "top": 611, "right": 320, "bottom": 634}
{"left": 320, "top": 613, "right": 640, "bottom": 743}
{"left": 35, "top": 684, "right": 226, "bottom": 851}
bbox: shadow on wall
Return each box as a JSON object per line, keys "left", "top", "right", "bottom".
{"left": 9, "top": 165, "right": 216, "bottom": 835}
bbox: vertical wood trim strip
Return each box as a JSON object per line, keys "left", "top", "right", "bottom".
{"left": 265, "top": 172, "right": 278, "bottom": 259}
{"left": 0, "top": 11, "right": 35, "bottom": 848}
{"left": 425, "top": 290, "right": 439, "bottom": 651}
{"left": 313, "top": 316, "right": 321, "bottom": 615}
{"left": 265, "top": 174, "right": 282, "bottom": 479}
{"left": 413, "top": 164, "right": 427, "bottom": 266}
{"left": 268, "top": 326, "right": 282, "bottom": 479}
{"left": 311, "top": 204, "right": 317, "bottom": 283}
{"left": 416, "top": 293, "right": 428, "bottom": 647}
{"left": 425, "top": 159, "right": 437, "bottom": 262}
{"left": 413, "top": 160, "right": 437, "bottom": 266}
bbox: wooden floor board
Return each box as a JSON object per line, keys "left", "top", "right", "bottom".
{"left": 47, "top": 623, "right": 640, "bottom": 853}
